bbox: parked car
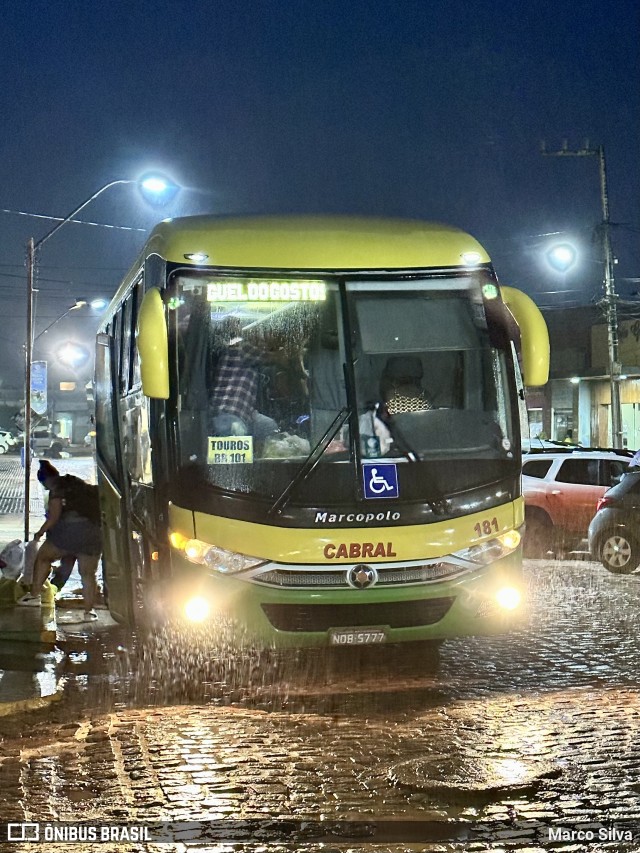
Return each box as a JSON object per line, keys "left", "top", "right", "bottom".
{"left": 17, "top": 429, "right": 71, "bottom": 457}
{"left": 0, "top": 429, "right": 17, "bottom": 455}
{"left": 588, "top": 471, "right": 640, "bottom": 573}
{"left": 28, "top": 429, "right": 56, "bottom": 454}
{"left": 522, "top": 437, "right": 566, "bottom": 452}
{"left": 522, "top": 447, "right": 632, "bottom": 557}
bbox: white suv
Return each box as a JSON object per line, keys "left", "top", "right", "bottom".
{"left": 522, "top": 447, "right": 632, "bottom": 557}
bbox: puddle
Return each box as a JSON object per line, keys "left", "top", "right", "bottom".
{"left": 390, "top": 754, "right": 561, "bottom": 801}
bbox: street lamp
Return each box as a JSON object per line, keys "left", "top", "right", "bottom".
{"left": 55, "top": 341, "right": 90, "bottom": 371}
{"left": 138, "top": 173, "right": 180, "bottom": 205}
{"left": 33, "top": 299, "right": 87, "bottom": 344}
{"left": 24, "top": 174, "right": 178, "bottom": 539}
{"left": 546, "top": 243, "right": 577, "bottom": 273}
{"left": 24, "top": 301, "right": 90, "bottom": 439}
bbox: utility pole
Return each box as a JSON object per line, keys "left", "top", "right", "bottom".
{"left": 541, "top": 141, "right": 622, "bottom": 448}
{"left": 22, "top": 175, "right": 176, "bottom": 541}
{"left": 24, "top": 238, "right": 34, "bottom": 542}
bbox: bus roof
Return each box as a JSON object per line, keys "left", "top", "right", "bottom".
{"left": 143, "top": 215, "right": 492, "bottom": 270}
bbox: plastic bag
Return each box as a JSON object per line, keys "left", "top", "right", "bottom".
{"left": 22, "top": 540, "right": 40, "bottom": 586}
{"left": 262, "top": 433, "right": 311, "bottom": 458}
{"left": 0, "top": 539, "right": 24, "bottom": 581}
{"left": 359, "top": 409, "right": 393, "bottom": 457}
{"left": 0, "top": 539, "right": 40, "bottom": 585}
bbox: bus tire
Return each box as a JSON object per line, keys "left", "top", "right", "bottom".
{"left": 524, "top": 510, "right": 553, "bottom": 558}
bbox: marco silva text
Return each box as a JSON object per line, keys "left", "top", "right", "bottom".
{"left": 548, "top": 825, "right": 635, "bottom": 843}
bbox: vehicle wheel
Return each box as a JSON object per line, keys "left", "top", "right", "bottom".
{"left": 523, "top": 511, "right": 553, "bottom": 557}
{"left": 598, "top": 530, "right": 640, "bottom": 574}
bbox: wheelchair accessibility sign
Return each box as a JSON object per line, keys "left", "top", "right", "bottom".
{"left": 362, "top": 463, "right": 399, "bottom": 499}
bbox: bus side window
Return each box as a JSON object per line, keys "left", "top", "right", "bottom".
{"left": 119, "top": 295, "right": 133, "bottom": 395}
{"left": 95, "top": 334, "right": 119, "bottom": 479}
{"left": 123, "top": 395, "right": 153, "bottom": 485}
{"left": 131, "top": 280, "right": 143, "bottom": 388}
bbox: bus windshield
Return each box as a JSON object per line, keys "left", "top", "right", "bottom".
{"left": 170, "top": 272, "right": 518, "bottom": 505}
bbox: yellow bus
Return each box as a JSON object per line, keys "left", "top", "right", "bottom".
{"left": 95, "top": 215, "right": 549, "bottom": 647}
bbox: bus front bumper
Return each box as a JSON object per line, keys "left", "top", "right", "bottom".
{"left": 149, "top": 556, "right": 525, "bottom": 649}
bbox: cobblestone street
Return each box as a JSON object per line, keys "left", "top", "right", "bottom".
{"left": 2, "top": 556, "right": 640, "bottom": 851}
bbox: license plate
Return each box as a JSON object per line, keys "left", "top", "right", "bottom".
{"left": 329, "top": 628, "right": 387, "bottom": 646}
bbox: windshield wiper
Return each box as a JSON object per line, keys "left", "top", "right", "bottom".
{"left": 384, "top": 416, "right": 452, "bottom": 515}
{"left": 384, "top": 417, "right": 420, "bottom": 463}
{"left": 268, "top": 407, "right": 351, "bottom": 517}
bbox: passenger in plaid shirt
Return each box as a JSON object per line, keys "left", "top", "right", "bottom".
{"left": 210, "top": 340, "right": 279, "bottom": 442}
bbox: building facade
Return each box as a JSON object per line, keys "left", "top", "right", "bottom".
{"left": 526, "top": 306, "right": 640, "bottom": 450}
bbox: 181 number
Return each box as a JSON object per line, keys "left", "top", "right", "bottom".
{"left": 474, "top": 517, "right": 499, "bottom": 537}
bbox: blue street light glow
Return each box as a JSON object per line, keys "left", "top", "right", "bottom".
{"left": 56, "top": 341, "right": 90, "bottom": 370}
{"left": 138, "top": 172, "right": 180, "bottom": 205}
{"left": 546, "top": 243, "right": 577, "bottom": 273}
{"left": 140, "top": 176, "right": 168, "bottom": 193}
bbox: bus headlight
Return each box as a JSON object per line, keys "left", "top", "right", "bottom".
{"left": 184, "top": 596, "right": 211, "bottom": 622}
{"left": 453, "top": 529, "right": 521, "bottom": 566}
{"left": 496, "top": 586, "right": 521, "bottom": 610}
{"left": 170, "top": 532, "right": 266, "bottom": 575}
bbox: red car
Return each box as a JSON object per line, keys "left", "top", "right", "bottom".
{"left": 522, "top": 447, "right": 632, "bottom": 557}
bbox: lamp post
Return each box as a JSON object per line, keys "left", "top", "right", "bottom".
{"left": 33, "top": 299, "right": 88, "bottom": 343}
{"left": 546, "top": 243, "right": 577, "bottom": 274}
{"left": 25, "top": 300, "right": 89, "bottom": 453}
{"left": 55, "top": 341, "right": 91, "bottom": 372}
{"left": 23, "top": 175, "right": 178, "bottom": 540}
{"left": 542, "top": 142, "right": 622, "bottom": 447}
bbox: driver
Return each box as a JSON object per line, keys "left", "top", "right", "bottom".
{"left": 380, "top": 356, "right": 432, "bottom": 415}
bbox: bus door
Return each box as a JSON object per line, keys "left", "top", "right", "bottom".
{"left": 119, "top": 386, "right": 162, "bottom": 620}
{"left": 94, "top": 333, "right": 136, "bottom": 625}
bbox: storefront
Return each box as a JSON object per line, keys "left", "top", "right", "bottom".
{"left": 526, "top": 310, "right": 640, "bottom": 449}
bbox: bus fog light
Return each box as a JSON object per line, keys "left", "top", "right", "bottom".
{"left": 496, "top": 586, "right": 521, "bottom": 610}
{"left": 184, "top": 596, "right": 210, "bottom": 622}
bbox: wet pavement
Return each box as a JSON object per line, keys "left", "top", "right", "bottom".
{"left": 0, "top": 454, "right": 119, "bottom": 716}
{"left": 1, "top": 556, "right": 640, "bottom": 850}
{"left": 2, "top": 454, "right": 640, "bottom": 849}
{"left": 0, "top": 453, "right": 95, "bottom": 516}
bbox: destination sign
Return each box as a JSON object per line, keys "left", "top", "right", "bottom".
{"left": 207, "top": 436, "right": 254, "bottom": 464}
{"left": 207, "top": 279, "right": 326, "bottom": 303}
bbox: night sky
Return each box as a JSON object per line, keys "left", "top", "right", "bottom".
{"left": 1, "top": 0, "right": 638, "bottom": 389}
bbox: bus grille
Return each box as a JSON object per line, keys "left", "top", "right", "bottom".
{"left": 255, "top": 563, "right": 463, "bottom": 589}
{"left": 261, "top": 598, "right": 455, "bottom": 632}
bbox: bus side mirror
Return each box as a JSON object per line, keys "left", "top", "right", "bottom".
{"left": 501, "top": 286, "right": 550, "bottom": 387}
{"left": 137, "top": 288, "right": 169, "bottom": 399}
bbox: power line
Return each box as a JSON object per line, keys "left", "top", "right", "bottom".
{"left": 0, "top": 262, "right": 128, "bottom": 271}
{"left": 1, "top": 207, "right": 148, "bottom": 233}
